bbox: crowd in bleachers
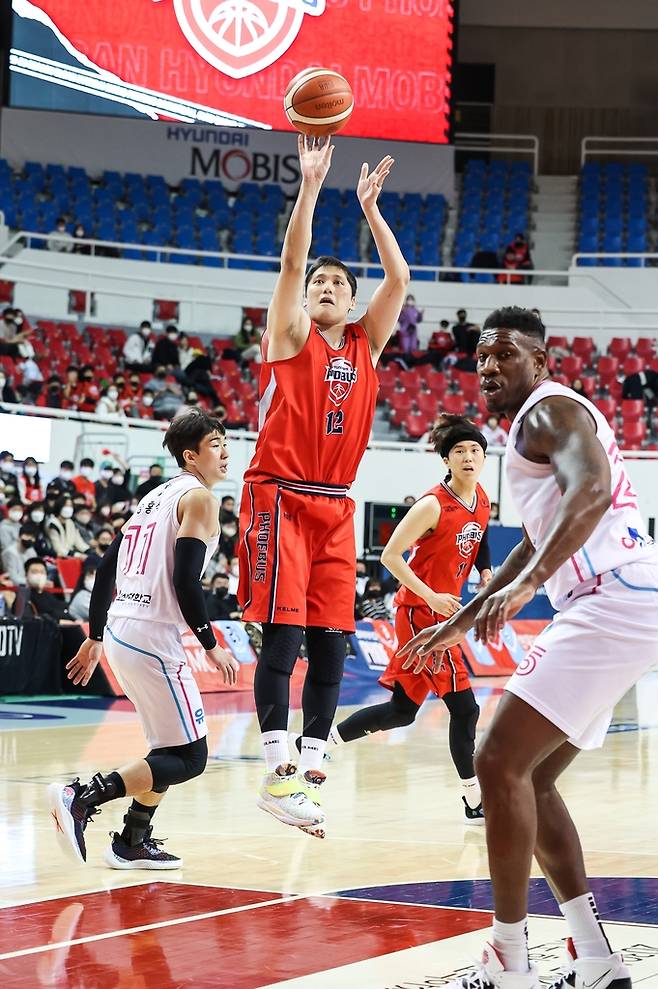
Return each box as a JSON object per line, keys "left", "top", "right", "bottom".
{"left": 577, "top": 161, "right": 653, "bottom": 265}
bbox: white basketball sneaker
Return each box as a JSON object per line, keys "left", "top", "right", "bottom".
{"left": 256, "top": 763, "right": 325, "bottom": 833}
{"left": 444, "top": 943, "right": 540, "bottom": 989}
{"left": 547, "top": 939, "right": 632, "bottom": 989}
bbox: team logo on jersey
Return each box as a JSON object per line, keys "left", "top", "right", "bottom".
{"left": 171, "top": 0, "right": 326, "bottom": 80}
{"left": 325, "top": 357, "right": 358, "bottom": 407}
{"left": 455, "top": 521, "right": 483, "bottom": 559}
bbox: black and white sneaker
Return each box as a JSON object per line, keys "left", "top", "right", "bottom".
{"left": 48, "top": 778, "right": 101, "bottom": 863}
{"left": 547, "top": 939, "right": 632, "bottom": 989}
{"left": 104, "top": 828, "right": 182, "bottom": 870}
{"left": 463, "top": 795, "right": 485, "bottom": 825}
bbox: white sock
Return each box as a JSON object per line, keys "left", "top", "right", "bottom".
{"left": 492, "top": 917, "right": 530, "bottom": 973}
{"left": 261, "top": 730, "right": 290, "bottom": 772}
{"left": 462, "top": 776, "right": 481, "bottom": 809}
{"left": 328, "top": 726, "right": 345, "bottom": 747}
{"left": 560, "top": 893, "right": 613, "bottom": 959}
{"left": 298, "top": 736, "right": 326, "bottom": 774}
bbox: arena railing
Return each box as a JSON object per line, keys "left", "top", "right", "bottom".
{"left": 453, "top": 132, "right": 540, "bottom": 176}
{"left": 580, "top": 136, "right": 658, "bottom": 167}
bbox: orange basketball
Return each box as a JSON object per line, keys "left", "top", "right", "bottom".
{"left": 283, "top": 68, "right": 354, "bottom": 137}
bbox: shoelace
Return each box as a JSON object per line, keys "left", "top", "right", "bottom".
{"left": 143, "top": 836, "right": 167, "bottom": 852}
{"left": 548, "top": 958, "right": 576, "bottom": 989}
{"left": 457, "top": 963, "right": 496, "bottom": 989}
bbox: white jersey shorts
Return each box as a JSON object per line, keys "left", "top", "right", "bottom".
{"left": 506, "top": 559, "right": 658, "bottom": 750}
{"left": 104, "top": 616, "right": 207, "bottom": 750}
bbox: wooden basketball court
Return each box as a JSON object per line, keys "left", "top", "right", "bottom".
{"left": 1, "top": 676, "right": 658, "bottom": 988}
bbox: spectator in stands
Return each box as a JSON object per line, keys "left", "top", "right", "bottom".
{"left": 0, "top": 498, "right": 25, "bottom": 551}
{"left": 48, "top": 461, "right": 77, "bottom": 500}
{"left": 2, "top": 521, "right": 38, "bottom": 586}
{"left": 73, "top": 502, "right": 97, "bottom": 547}
{"left": 151, "top": 325, "right": 181, "bottom": 370}
{"left": 18, "top": 456, "right": 43, "bottom": 503}
{"left": 499, "top": 233, "right": 533, "bottom": 285}
{"left": 72, "top": 457, "right": 96, "bottom": 506}
{"left": 144, "top": 365, "right": 170, "bottom": 394}
{"left": 123, "top": 321, "right": 155, "bottom": 371}
{"left": 427, "top": 319, "right": 454, "bottom": 366}
{"left": 571, "top": 379, "right": 587, "bottom": 398}
{"left": 47, "top": 495, "right": 89, "bottom": 558}
{"left": 396, "top": 294, "right": 424, "bottom": 357}
{"left": 219, "top": 513, "right": 238, "bottom": 559}
{"left": 94, "top": 455, "right": 131, "bottom": 511}
{"left": 68, "top": 561, "right": 97, "bottom": 622}
{"left": 489, "top": 502, "right": 502, "bottom": 525}
{"left": 205, "top": 572, "right": 241, "bottom": 621}
{"left": 152, "top": 379, "right": 185, "bottom": 419}
{"left": 79, "top": 365, "right": 100, "bottom": 411}
{"left": 86, "top": 526, "right": 115, "bottom": 566}
{"left": 18, "top": 355, "right": 43, "bottom": 398}
{"left": 180, "top": 345, "right": 220, "bottom": 405}
{"left": 358, "top": 577, "right": 392, "bottom": 621}
{"left": 220, "top": 494, "right": 237, "bottom": 523}
{"left": 41, "top": 375, "right": 64, "bottom": 410}
{"left": 95, "top": 385, "right": 125, "bottom": 418}
{"left": 62, "top": 366, "right": 83, "bottom": 409}
{"left": 72, "top": 223, "right": 91, "bottom": 255}
{"left": 47, "top": 217, "right": 73, "bottom": 253}
{"left": 451, "top": 309, "right": 480, "bottom": 356}
{"left": 403, "top": 495, "right": 416, "bottom": 506}
{"left": 622, "top": 368, "right": 658, "bottom": 404}
{"left": 27, "top": 501, "right": 51, "bottom": 556}
{"left": 227, "top": 554, "right": 240, "bottom": 595}
{"left": 136, "top": 464, "right": 165, "bottom": 500}
{"left": 234, "top": 316, "right": 262, "bottom": 364}
{"left": 481, "top": 413, "right": 508, "bottom": 446}
{"left": 0, "top": 308, "right": 31, "bottom": 358}
{"left": 0, "top": 452, "right": 19, "bottom": 492}
{"left": 0, "top": 368, "right": 18, "bottom": 404}
{"left": 355, "top": 559, "right": 369, "bottom": 599}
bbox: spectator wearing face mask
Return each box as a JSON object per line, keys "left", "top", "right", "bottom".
{"left": 123, "top": 321, "right": 155, "bottom": 371}
{"left": 234, "top": 316, "right": 260, "bottom": 363}
{"left": 358, "top": 578, "right": 392, "bottom": 621}
{"left": 205, "top": 572, "right": 241, "bottom": 621}
{"left": 0, "top": 498, "right": 24, "bottom": 551}
{"left": 151, "top": 379, "right": 185, "bottom": 420}
{"left": 227, "top": 555, "right": 240, "bottom": 596}
{"left": 47, "top": 217, "right": 73, "bottom": 253}
{"left": 151, "top": 325, "right": 181, "bottom": 370}
{"left": 47, "top": 461, "right": 77, "bottom": 500}
{"left": 72, "top": 458, "right": 96, "bottom": 507}
{"left": 87, "top": 526, "right": 116, "bottom": 565}
{"left": 68, "top": 562, "right": 98, "bottom": 622}
{"left": 396, "top": 294, "right": 424, "bottom": 357}
{"left": 26, "top": 501, "right": 52, "bottom": 556}
{"left": 46, "top": 495, "right": 89, "bottom": 557}
{"left": 219, "top": 515, "right": 239, "bottom": 558}
{"left": 38, "top": 375, "right": 65, "bottom": 410}
{"left": 79, "top": 365, "right": 100, "bottom": 412}
{"left": 18, "top": 456, "right": 44, "bottom": 503}
{"left": 73, "top": 502, "right": 96, "bottom": 546}
{"left": 95, "top": 386, "right": 124, "bottom": 418}
{"left": 1, "top": 521, "right": 38, "bottom": 586}
{"left": 135, "top": 464, "right": 165, "bottom": 500}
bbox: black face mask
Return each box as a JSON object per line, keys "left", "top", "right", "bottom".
{"left": 215, "top": 586, "right": 228, "bottom": 598}
{"left": 21, "top": 538, "right": 35, "bottom": 548}
{"left": 98, "top": 542, "right": 112, "bottom": 552}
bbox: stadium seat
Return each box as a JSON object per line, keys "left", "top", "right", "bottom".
{"left": 621, "top": 400, "right": 645, "bottom": 422}
{"left": 594, "top": 398, "right": 617, "bottom": 421}
{"left": 622, "top": 420, "right": 646, "bottom": 449}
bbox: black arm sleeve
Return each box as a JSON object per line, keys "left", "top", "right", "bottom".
{"left": 88, "top": 532, "right": 123, "bottom": 640}
{"left": 475, "top": 526, "right": 492, "bottom": 573}
{"left": 172, "top": 537, "right": 217, "bottom": 650}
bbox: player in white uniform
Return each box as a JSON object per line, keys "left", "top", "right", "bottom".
{"left": 48, "top": 409, "right": 239, "bottom": 868}
{"left": 401, "top": 308, "right": 658, "bottom": 989}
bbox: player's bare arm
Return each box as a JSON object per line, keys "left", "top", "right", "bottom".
{"left": 472, "top": 396, "right": 611, "bottom": 643}
{"left": 177, "top": 488, "right": 239, "bottom": 684}
{"left": 381, "top": 495, "right": 461, "bottom": 617}
{"left": 358, "top": 158, "right": 410, "bottom": 363}
{"left": 266, "top": 135, "right": 333, "bottom": 362}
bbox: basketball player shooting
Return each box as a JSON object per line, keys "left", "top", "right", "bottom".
{"left": 49, "top": 409, "right": 239, "bottom": 869}
{"left": 401, "top": 307, "right": 658, "bottom": 989}
{"left": 297, "top": 414, "right": 492, "bottom": 825}
{"left": 237, "top": 134, "right": 410, "bottom": 838}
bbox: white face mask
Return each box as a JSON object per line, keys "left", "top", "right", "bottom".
{"left": 1, "top": 462, "right": 15, "bottom": 474}
{"left": 8, "top": 509, "right": 23, "bottom": 522}
{"left": 60, "top": 506, "right": 74, "bottom": 519}
{"left": 113, "top": 474, "right": 124, "bottom": 486}
{"left": 80, "top": 466, "right": 94, "bottom": 479}
{"left": 60, "top": 470, "right": 73, "bottom": 481}
{"left": 143, "top": 395, "right": 154, "bottom": 407}
{"left": 24, "top": 466, "right": 37, "bottom": 477}
{"left": 84, "top": 575, "right": 95, "bottom": 591}
{"left": 27, "top": 572, "right": 47, "bottom": 590}
{"left": 107, "top": 389, "right": 119, "bottom": 401}
{"left": 0, "top": 378, "right": 6, "bottom": 388}
{"left": 31, "top": 511, "right": 44, "bottom": 523}
{"left": 100, "top": 469, "right": 113, "bottom": 480}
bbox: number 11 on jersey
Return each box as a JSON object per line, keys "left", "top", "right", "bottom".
{"left": 122, "top": 522, "right": 157, "bottom": 576}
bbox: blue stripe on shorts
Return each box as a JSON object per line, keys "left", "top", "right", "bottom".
{"left": 611, "top": 569, "right": 658, "bottom": 593}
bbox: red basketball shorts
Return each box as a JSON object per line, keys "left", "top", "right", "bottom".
{"left": 238, "top": 479, "right": 357, "bottom": 632}
{"left": 380, "top": 604, "right": 472, "bottom": 706}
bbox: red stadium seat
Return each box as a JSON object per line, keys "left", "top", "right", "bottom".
{"left": 377, "top": 381, "right": 397, "bottom": 405}
{"left": 442, "top": 392, "right": 467, "bottom": 416}
{"left": 398, "top": 369, "right": 423, "bottom": 391}
{"left": 608, "top": 337, "right": 632, "bottom": 360}
{"left": 416, "top": 390, "right": 439, "bottom": 418}
{"left": 0, "top": 280, "right": 14, "bottom": 304}
{"left": 68, "top": 290, "right": 89, "bottom": 315}
{"left": 621, "top": 399, "right": 645, "bottom": 422}
{"left": 635, "top": 338, "right": 655, "bottom": 359}
{"left": 560, "top": 355, "right": 583, "bottom": 379}
{"left": 389, "top": 391, "right": 413, "bottom": 425}
{"left": 428, "top": 330, "right": 453, "bottom": 351}
{"left": 594, "top": 398, "right": 617, "bottom": 420}
{"left": 153, "top": 299, "right": 179, "bottom": 322}
{"left": 578, "top": 377, "right": 596, "bottom": 398}
{"left": 55, "top": 557, "right": 83, "bottom": 595}
{"left": 571, "top": 337, "right": 595, "bottom": 361}
{"left": 404, "top": 412, "right": 428, "bottom": 439}
{"left": 596, "top": 355, "right": 619, "bottom": 389}
{"left": 424, "top": 369, "right": 449, "bottom": 395}
{"left": 623, "top": 355, "right": 644, "bottom": 376}
{"left": 621, "top": 420, "right": 646, "bottom": 449}
{"left": 211, "top": 338, "right": 233, "bottom": 355}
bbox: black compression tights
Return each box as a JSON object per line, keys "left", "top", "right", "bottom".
{"left": 336, "top": 684, "right": 480, "bottom": 780}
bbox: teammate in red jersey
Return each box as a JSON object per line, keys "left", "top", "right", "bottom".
{"left": 324, "top": 415, "right": 492, "bottom": 824}
{"left": 238, "top": 134, "right": 410, "bottom": 837}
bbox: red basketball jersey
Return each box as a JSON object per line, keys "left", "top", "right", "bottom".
{"left": 245, "top": 321, "right": 379, "bottom": 487}
{"left": 395, "top": 480, "right": 490, "bottom": 610}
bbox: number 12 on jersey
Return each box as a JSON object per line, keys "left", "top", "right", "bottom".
{"left": 326, "top": 410, "right": 344, "bottom": 434}
{"left": 122, "top": 522, "right": 157, "bottom": 576}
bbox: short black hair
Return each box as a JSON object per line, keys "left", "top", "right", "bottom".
{"left": 221, "top": 495, "right": 234, "bottom": 505}
{"left": 163, "top": 408, "right": 226, "bottom": 468}
{"left": 54, "top": 494, "right": 73, "bottom": 514}
{"left": 25, "top": 557, "right": 48, "bottom": 573}
{"left": 140, "top": 320, "right": 152, "bottom": 329}
{"left": 482, "top": 306, "right": 546, "bottom": 341}
{"left": 60, "top": 460, "right": 74, "bottom": 470}
{"left": 80, "top": 457, "right": 95, "bottom": 468}
{"left": 430, "top": 413, "right": 487, "bottom": 459}
{"left": 20, "top": 521, "right": 38, "bottom": 536}
{"left": 305, "top": 256, "right": 357, "bottom": 298}
{"left": 149, "top": 463, "right": 163, "bottom": 472}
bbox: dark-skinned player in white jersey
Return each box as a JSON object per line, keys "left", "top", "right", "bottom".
{"left": 402, "top": 307, "right": 658, "bottom": 989}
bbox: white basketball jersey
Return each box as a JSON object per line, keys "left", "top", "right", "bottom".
{"left": 108, "top": 473, "right": 219, "bottom": 630}
{"left": 506, "top": 380, "right": 657, "bottom": 610}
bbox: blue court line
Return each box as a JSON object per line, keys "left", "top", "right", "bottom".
{"left": 106, "top": 627, "right": 192, "bottom": 742}
{"left": 581, "top": 545, "right": 597, "bottom": 578}
{"left": 611, "top": 569, "right": 658, "bottom": 593}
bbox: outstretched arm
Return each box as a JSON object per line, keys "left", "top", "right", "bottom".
{"left": 358, "top": 158, "right": 410, "bottom": 362}
{"left": 266, "top": 135, "right": 333, "bottom": 362}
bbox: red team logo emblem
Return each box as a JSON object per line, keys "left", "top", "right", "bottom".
{"left": 171, "top": 0, "right": 326, "bottom": 78}
{"left": 455, "top": 521, "right": 483, "bottom": 559}
{"left": 324, "top": 357, "right": 358, "bottom": 407}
